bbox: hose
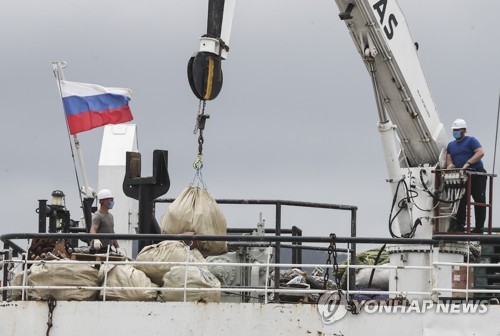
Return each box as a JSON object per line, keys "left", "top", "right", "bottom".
{"left": 419, "top": 169, "right": 463, "bottom": 204}
{"left": 367, "top": 244, "right": 387, "bottom": 289}
{"left": 388, "top": 179, "right": 422, "bottom": 239}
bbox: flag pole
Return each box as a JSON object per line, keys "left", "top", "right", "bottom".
{"left": 52, "top": 61, "right": 94, "bottom": 199}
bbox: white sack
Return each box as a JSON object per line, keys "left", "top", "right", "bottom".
{"left": 160, "top": 186, "right": 228, "bottom": 256}
{"left": 99, "top": 264, "right": 158, "bottom": 301}
{"left": 160, "top": 266, "right": 221, "bottom": 302}
{"left": 28, "top": 261, "right": 101, "bottom": 301}
{"left": 135, "top": 240, "right": 206, "bottom": 285}
{"left": 11, "top": 270, "right": 30, "bottom": 301}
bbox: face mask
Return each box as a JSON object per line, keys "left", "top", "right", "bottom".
{"left": 453, "top": 130, "right": 462, "bottom": 139}
{"left": 108, "top": 201, "right": 114, "bottom": 209}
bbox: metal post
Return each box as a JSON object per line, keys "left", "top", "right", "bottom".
{"left": 433, "top": 171, "right": 440, "bottom": 232}
{"left": 349, "top": 208, "right": 357, "bottom": 290}
{"left": 38, "top": 200, "right": 47, "bottom": 233}
{"left": 82, "top": 197, "right": 95, "bottom": 233}
{"left": 488, "top": 175, "right": 494, "bottom": 234}
{"left": 273, "top": 203, "right": 281, "bottom": 302}
{"left": 48, "top": 216, "right": 57, "bottom": 233}
{"left": 2, "top": 250, "right": 10, "bottom": 300}
{"left": 466, "top": 175, "right": 472, "bottom": 233}
{"left": 291, "top": 226, "right": 302, "bottom": 266}
{"left": 52, "top": 61, "right": 93, "bottom": 199}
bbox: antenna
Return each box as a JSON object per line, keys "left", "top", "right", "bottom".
{"left": 493, "top": 91, "right": 500, "bottom": 174}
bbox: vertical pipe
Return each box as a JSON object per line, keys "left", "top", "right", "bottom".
{"left": 465, "top": 243, "right": 470, "bottom": 301}
{"left": 38, "top": 200, "right": 47, "bottom": 233}
{"left": 2, "top": 250, "right": 9, "bottom": 300}
{"left": 489, "top": 175, "right": 494, "bottom": 234}
{"left": 492, "top": 91, "right": 500, "bottom": 174}
{"left": 466, "top": 175, "right": 472, "bottom": 233}
{"left": 48, "top": 216, "right": 56, "bottom": 233}
{"left": 291, "top": 226, "right": 303, "bottom": 266}
{"left": 273, "top": 203, "right": 281, "bottom": 302}
{"left": 138, "top": 187, "right": 154, "bottom": 252}
{"left": 433, "top": 172, "right": 440, "bottom": 231}
{"left": 82, "top": 197, "right": 94, "bottom": 232}
{"left": 349, "top": 209, "right": 357, "bottom": 290}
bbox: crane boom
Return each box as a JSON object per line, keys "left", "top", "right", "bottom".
{"left": 335, "top": 0, "right": 448, "bottom": 167}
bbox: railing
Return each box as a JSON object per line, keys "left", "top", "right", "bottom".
{"left": 2, "top": 233, "right": 500, "bottom": 303}
{"left": 155, "top": 198, "right": 359, "bottom": 271}
{"left": 434, "top": 169, "right": 496, "bottom": 234}
{"left": 465, "top": 170, "right": 496, "bottom": 234}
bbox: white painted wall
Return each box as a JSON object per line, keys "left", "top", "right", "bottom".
{"left": 98, "top": 124, "right": 138, "bottom": 257}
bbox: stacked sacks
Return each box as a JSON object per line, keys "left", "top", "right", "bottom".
{"left": 135, "top": 240, "right": 220, "bottom": 302}
{"left": 99, "top": 264, "right": 158, "bottom": 301}
{"left": 160, "top": 266, "right": 220, "bottom": 302}
{"left": 23, "top": 239, "right": 105, "bottom": 301}
{"left": 22, "top": 260, "right": 158, "bottom": 302}
{"left": 135, "top": 240, "right": 206, "bottom": 285}
{"left": 28, "top": 261, "right": 102, "bottom": 301}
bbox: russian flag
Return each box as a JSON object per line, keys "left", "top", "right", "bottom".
{"left": 60, "top": 80, "right": 133, "bottom": 134}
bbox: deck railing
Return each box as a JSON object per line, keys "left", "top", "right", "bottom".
{"left": 2, "top": 233, "right": 500, "bottom": 303}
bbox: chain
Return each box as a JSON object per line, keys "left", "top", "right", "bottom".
{"left": 46, "top": 296, "right": 57, "bottom": 336}
{"left": 324, "top": 233, "right": 340, "bottom": 290}
{"left": 193, "top": 100, "right": 210, "bottom": 170}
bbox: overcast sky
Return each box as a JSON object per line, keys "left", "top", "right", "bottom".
{"left": 1, "top": 0, "right": 499, "bottom": 248}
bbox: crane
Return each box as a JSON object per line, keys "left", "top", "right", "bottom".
{"left": 188, "top": 0, "right": 465, "bottom": 240}
{"left": 186, "top": 0, "right": 478, "bottom": 300}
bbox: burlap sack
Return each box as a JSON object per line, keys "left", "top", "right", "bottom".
{"left": 99, "top": 264, "right": 158, "bottom": 301}
{"left": 28, "top": 261, "right": 101, "bottom": 301}
{"left": 135, "top": 240, "right": 206, "bottom": 285}
{"left": 160, "top": 186, "right": 228, "bottom": 256}
{"left": 159, "top": 266, "right": 221, "bottom": 302}
{"left": 11, "top": 270, "right": 30, "bottom": 300}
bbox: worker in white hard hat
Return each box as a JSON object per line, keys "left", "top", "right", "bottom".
{"left": 446, "top": 119, "right": 487, "bottom": 233}
{"left": 90, "top": 189, "right": 119, "bottom": 251}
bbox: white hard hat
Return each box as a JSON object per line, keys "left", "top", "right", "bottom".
{"left": 451, "top": 118, "right": 467, "bottom": 129}
{"left": 97, "top": 189, "right": 113, "bottom": 200}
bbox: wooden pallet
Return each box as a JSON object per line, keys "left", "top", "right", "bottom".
{"left": 71, "top": 253, "right": 126, "bottom": 262}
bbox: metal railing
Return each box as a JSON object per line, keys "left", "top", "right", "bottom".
{"left": 2, "top": 233, "right": 500, "bottom": 303}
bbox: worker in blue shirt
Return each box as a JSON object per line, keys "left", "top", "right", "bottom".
{"left": 446, "top": 119, "right": 487, "bottom": 233}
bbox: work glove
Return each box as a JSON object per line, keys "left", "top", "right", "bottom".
{"left": 463, "top": 162, "right": 471, "bottom": 169}
{"left": 93, "top": 239, "right": 103, "bottom": 250}
{"left": 447, "top": 164, "right": 455, "bottom": 169}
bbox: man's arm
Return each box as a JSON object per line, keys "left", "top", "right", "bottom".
{"left": 90, "top": 216, "right": 102, "bottom": 249}
{"left": 446, "top": 153, "right": 455, "bottom": 169}
{"left": 468, "top": 147, "right": 485, "bottom": 164}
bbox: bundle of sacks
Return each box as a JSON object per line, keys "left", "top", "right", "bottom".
{"left": 17, "top": 256, "right": 157, "bottom": 301}
{"left": 135, "top": 240, "right": 221, "bottom": 302}
{"left": 13, "top": 239, "right": 104, "bottom": 301}
{"left": 14, "top": 240, "right": 220, "bottom": 302}
{"left": 12, "top": 185, "right": 225, "bottom": 302}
